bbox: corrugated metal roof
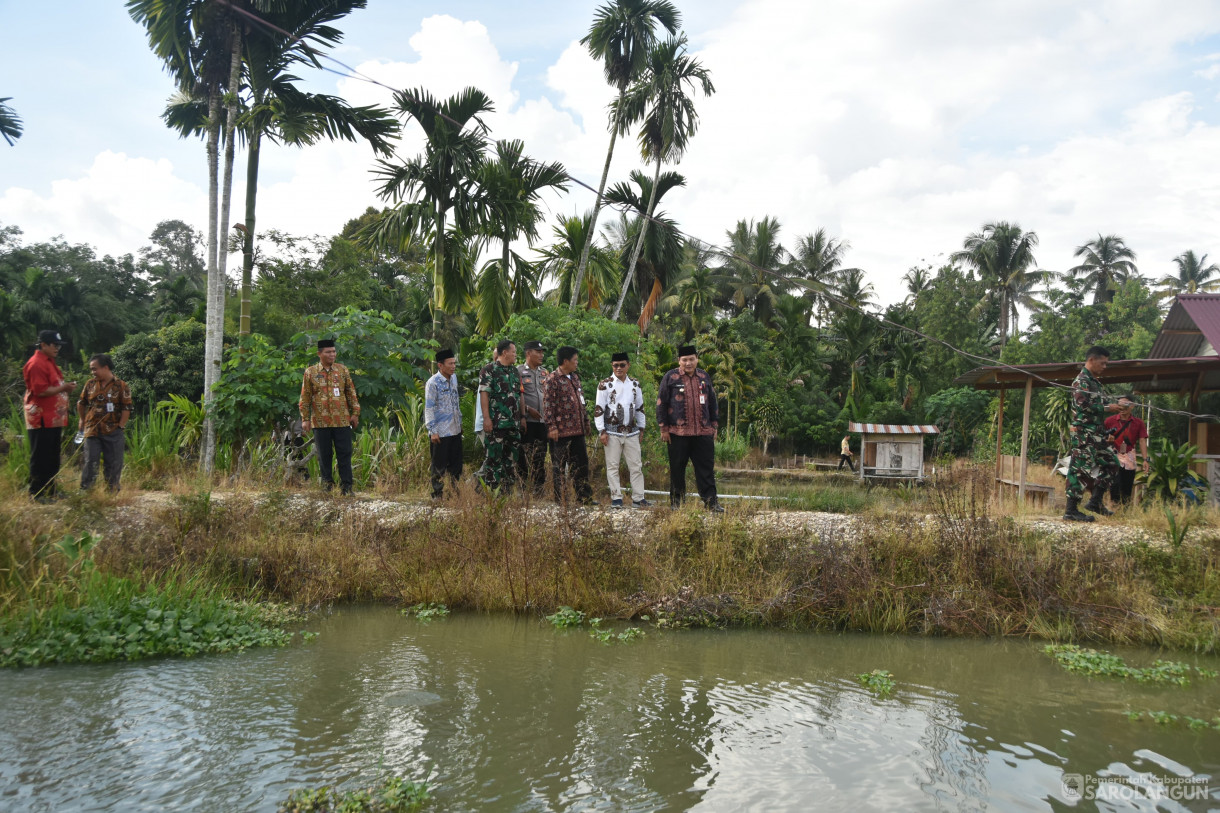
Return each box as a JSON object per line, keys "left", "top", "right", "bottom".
{"left": 848, "top": 422, "right": 940, "bottom": 434}
{"left": 1150, "top": 294, "right": 1220, "bottom": 359}
{"left": 952, "top": 356, "right": 1220, "bottom": 394}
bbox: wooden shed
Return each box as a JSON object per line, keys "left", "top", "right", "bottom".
{"left": 848, "top": 422, "right": 939, "bottom": 481}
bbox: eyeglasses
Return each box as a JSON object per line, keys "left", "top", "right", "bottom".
{"left": 612, "top": 362, "right": 628, "bottom": 368}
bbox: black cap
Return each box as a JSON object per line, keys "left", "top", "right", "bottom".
{"left": 523, "top": 340, "right": 545, "bottom": 352}
{"left": 677, "top": 344, "right": 697, "bottom": 358}
{"left": 435, "top": 348, "right": 455, "bottom": 363}
{"left": 38, "top": 330, "right": 65, "bottom": 346}
{"left": 611, "top": 352, "right": 629, "bottom": 362}
{"left": 317, "top": 339, "right": 336, "bottom": 350}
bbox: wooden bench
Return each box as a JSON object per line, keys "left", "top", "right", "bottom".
{"left": 996, "top": 454, "right": 1056, "bottom": 508}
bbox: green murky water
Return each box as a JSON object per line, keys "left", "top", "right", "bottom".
{"left": 1, "top": 607, "right": 1217, "bottom": 811}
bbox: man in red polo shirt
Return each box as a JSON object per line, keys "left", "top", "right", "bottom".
{"left": 23, "top": 330, "right": 77, "bottom": 501}
{"left": 1104, "top": 394, "right": 1149, "bottom": 506}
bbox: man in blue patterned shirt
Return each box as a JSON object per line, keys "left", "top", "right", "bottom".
{"left": 425, "top": 348, "right": 463, "bottom": 499}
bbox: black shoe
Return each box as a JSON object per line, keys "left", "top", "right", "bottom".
{"left": 610, "top": 499, "right": 624, "bottom": 509}
{"left": 1084, "top": 490, "right": 1112, "bottom": 516}
{"left": 632, "top": 499, "right": 653, "bottom": 508}
{"left": 1063, "top": 498, "right": 1095, "bottom": 522}
{"left": 707, "top": 503, "right": 725, "bottom": 513}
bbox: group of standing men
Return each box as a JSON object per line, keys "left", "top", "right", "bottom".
{"left": 421, "top": 340, "right": 723, "bottom": 511}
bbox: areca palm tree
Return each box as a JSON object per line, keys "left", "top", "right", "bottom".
{"left": 128, "top": 0, "right": 244, "bottom": 472}
{"left": 1157, "top": 250, "right": 1220, "bottom": 297}
{"left": 570, "top": 0, "right": 680, "bottom": 311}
{"left": 720, "top": 216, "right": 789, "bottom": 326}
{"left": 0, "top": 97, "right": 21, "bottom": 145}
{"left": 472, "top": 139, "right": 569, "bottom": 334}
{"left": 362, "top": 87, "right": 494, "bottom": 338}
{"left": 539, "top": 213, "right": 621, "bottom": 310}
{"left": 1068, "top": 233, "right": 1138, "bottom": 306}
{"left": 603, "top": 168, "right": 686, "bottom": 328}
{"left": 657, "top": 242, "right": 725, "bottom": 336}
{"left": 611, "top": 34, "right": 714, "bottom": 322}
{"left": 950, "top": 222, "right": 1038, "bottom": 350}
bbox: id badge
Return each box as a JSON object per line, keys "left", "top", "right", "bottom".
{"left": 332, "top": 387, "right": 341, "bottom": 397}
{"left": 106, "top": 403, "right": 115, "bottom": 413}
{"left": 699, "top": 394, "right": 706, "bottom": 405}
{"left": 579, "top": 394, "right": 586, "bottom": 404}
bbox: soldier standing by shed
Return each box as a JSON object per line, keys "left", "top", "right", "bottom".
{"left": 1063, "top": 345, "right": 1122, "bottom": 522}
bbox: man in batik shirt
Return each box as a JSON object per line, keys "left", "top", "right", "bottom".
{"left": 299, "top": 338, "right": 360, "bottom": 495}
{"left": 77, "top": 353, "right": 132, "bottom": 491}
{"left": 595, "top": 351, "right": 649, "bottom": 508}
{"left": 545, "top": 345, "right": 593, "bottom": 505}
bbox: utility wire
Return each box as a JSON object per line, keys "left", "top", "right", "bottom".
{"left": 214, "top": 0, "right": 1220, "bottom": 422}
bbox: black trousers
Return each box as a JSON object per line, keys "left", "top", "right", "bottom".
{"left": 519, "top": 421, "right": 549, "bottom": 495}
{"left": 551, "top": 434, "right": 592, "bottom": 503}
{"left": 81, "top": 429, "right": 125, "bottom": 491}
{"left": 668, "top": 434, "right": 718, "bottom": 508}
{"left": 28, "top": 426, "right": 62, "bottom": 498}
{"left": 1110, "top": 467, "right": 1137, "bottom": 504}
{"left": 838, "top": 453, "right": 855, "bottom": 472}
{"left": 313, "top": 426, "right": 353, "bottom": 493}
{"left": 430, "top": 434, "right": 463, "bottom": 498}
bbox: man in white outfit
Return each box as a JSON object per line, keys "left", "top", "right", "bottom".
{"left": 595, "top": 352, "right": 651, "bottom": 508}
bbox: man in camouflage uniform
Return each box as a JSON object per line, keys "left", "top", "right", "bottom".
{"left": 1064, "top": 345, "right": 1121, "bottom": 522}
{"left": 479, "top": 339, "right": 523, "bottom": 492}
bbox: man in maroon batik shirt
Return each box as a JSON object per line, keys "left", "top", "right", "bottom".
{"left": 656, "top": 344, "right": 722, "bottom": 512}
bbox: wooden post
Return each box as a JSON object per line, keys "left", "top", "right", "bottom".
{"left": 995, "top": 389, "right": 1006, "bottom": 485}
{"left": 1019, "top": 377, "right": 1033, "bottom": 503}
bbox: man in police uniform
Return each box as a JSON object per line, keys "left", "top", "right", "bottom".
{"left": 299, "top": 338, "right": 360, "bottom": 495}
{"left": 1064, "top": 345, "right": 1122, "bottom": 522}
{"left": 518, "top": 340, "right": 550, "bottom": 496}
{"left": 479, "top": 339, "right": 523, "bottom": 492}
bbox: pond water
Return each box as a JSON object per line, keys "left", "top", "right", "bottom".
{"left": 1, "top": 607, "right": 1217, "bottom": 812}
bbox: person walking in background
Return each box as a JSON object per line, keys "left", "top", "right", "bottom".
{"left": 544, "top": 345, "right": 594, "bottom": 505}
{"left": 838, "top": 434, "right": 855, "bottom": 472}
{"left": 518, "top": 340, "right": 550, "bottom": 496}
{"left": 1105, "top": 394, "right": 1149, "bottom": 506}
{"left": 596, "top": 352, "right": 650, "bottom": 508}
{"left": 425, "top": 348, "right": 463, "bottom": 499}
{"left": 300, "top": 338, "right": 360, "bottom": 496}
{"left": 479, "top": 339, "right": 523, "bottom": 492}
{"left": 23, "top": 330, "right": 76, "bottom": 502}
{"left": 657, "top": 344, "right": 722, "bottom": 512}
{"left": 77, "top": 353, "right": 132, "bottom": 492}
{"left": 1063, "top": 345, "right": 1121, "bottom": 522}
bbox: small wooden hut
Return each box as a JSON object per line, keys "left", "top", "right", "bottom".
{"left": 848, "top": 422, "right": 939, "bottom": 481}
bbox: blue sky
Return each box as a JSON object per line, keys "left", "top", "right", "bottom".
{"left": 4, "top": 1, "right": 1220, "bottom": 304}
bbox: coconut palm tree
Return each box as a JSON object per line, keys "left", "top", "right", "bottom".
{"left": 472, "top": 139, "right": 569, "bottom": 334}
{"left": 1068, "top": 233, "right": 1138, "bottom": 306}
{"left": 570, "top": 0, "right": 680, "bottom": 311}
{"left": 950, "top": 222, "right": 1038, "bottom": 350}
{"left": 901, "top": 265, "right": 933, "bottom": 304}
{"left": 363, "top": 87, "right": 494, "bottom": 338}
{"left": 656, "top": 241, "right": 724, "bottom": 336}
{"left": 0, "top": 97, "right": 22, "bottom": 145}
{"left": 610, "top": 34, "right": 714, "bottom": 322}
{"left": 791, "top": 228, "right": 852, "bottom": 325}
{"left": 1157, "top": 250, "right": 1220, "bottom": 297}
{"left": 720, "top": 216, "right": 789, "bottom": 326}
{"left": 539, "top": 213, "right": 620, "bottom": 310}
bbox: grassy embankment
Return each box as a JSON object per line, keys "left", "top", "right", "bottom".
{"left": 1, "top": 459, "right": 1217, "bottom": 660}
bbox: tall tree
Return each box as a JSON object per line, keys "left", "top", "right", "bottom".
{"left": 1157, "top": 250, "right": 1220, "bottom": 297}
{"left": 1068, "top": 233, "right": 1138, "bottom": 306}
{"left": 611, "top": 34, "right": 714, "bottom": 322}
{"left": 362, "top": 87, "right": 494, "bottom": 338}
{"left": 603, "top": 168, "right": 685, "bottom": 328}
{"left": 720, "top": 216, "right": 789, "bottom": 326}
{"left": 472, "top": 139, "right": 568, "bottom": 334}
{"left": 950, "top": 221, "right": 1038, "bottom": 350}
{"left": 791, "top": 228, "right": 852, "bottom": 325}
{"left": 570, "top": 0, "right": 680, "bottom": 311}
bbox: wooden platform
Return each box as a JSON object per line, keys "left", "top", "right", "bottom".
{"left": 995, "top": 454, "right": 1056, "bottom": 507}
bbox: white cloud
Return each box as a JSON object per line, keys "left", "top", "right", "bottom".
{"left": 0, "top": 151, "right": 205, "bottom": 257}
